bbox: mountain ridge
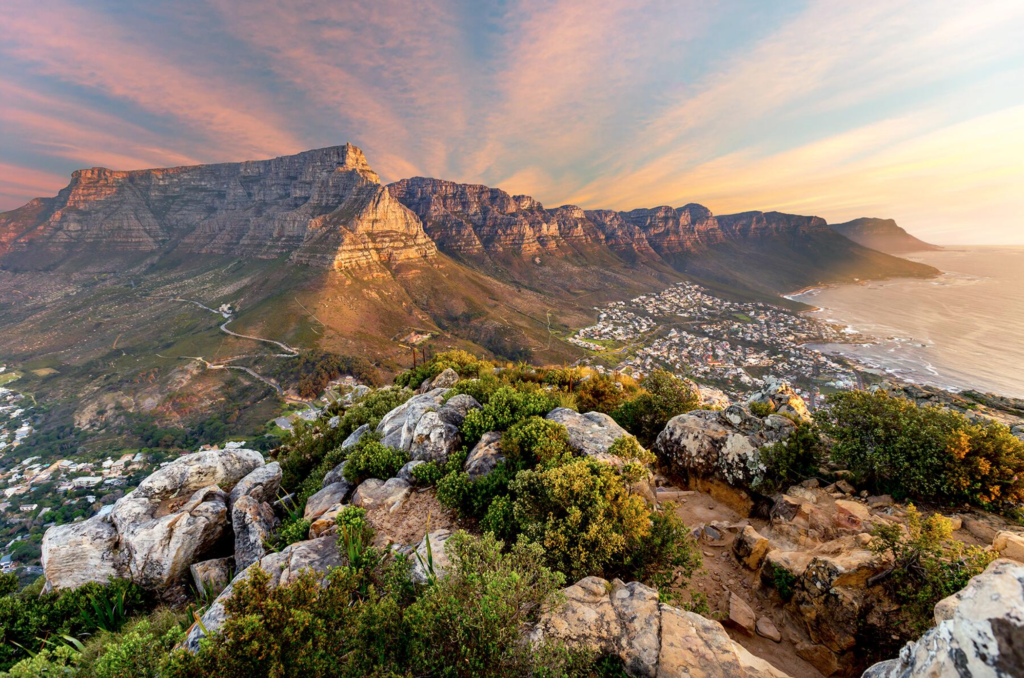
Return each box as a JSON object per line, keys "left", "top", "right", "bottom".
{"left": 830, "top": 217, "right": 940, "bottom": 254}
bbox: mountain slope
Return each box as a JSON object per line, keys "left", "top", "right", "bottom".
{"left": 830, "top": 217, "right": 940, "bottom": 254}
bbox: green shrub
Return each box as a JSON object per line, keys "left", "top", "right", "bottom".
{"left": 461, "top": 386, "right": 559, "bottom": 447}
{"left": 510, "top": 458, "right": 651, "bottom": 581}
{"left": 410, "top": 460, "right": 446, "bottom": 485}
{"left": 1, "top": 645, "right": 79, "bottom": 678}
{"left": 276, "top": 517, "right": 311, "bottom": 546}
{"left": 749, "top": 401, "right": 773, "bottom": 417}
{"left": 444, "top": 373, "right": 501, "bottom": 405}
{"left": 89, "top": 618, "right": 180, "bottom": 678}
{"left": 342, "top": 439, "right": 408, "bottom": 484}
{"left": 436, "top": 470, "right": 472, "bottom": 512}
{"left": 753, "top": 423, "right": 827, "bottom": 494}
{"left": 618, "top": 508, "right": 701, "bottom": 598}
{"left": 502, "top": 417, "right": 574, "bottom": 465}
{"left": 394, "top": 349, "right": 494, "bottom": 389}
{"left": 768, "top": 563, "right": 797, "bottom": 601}
{"left": 869, "top": 505, "right": 995, "bottom": 641}
{"left": 0, "top": 574, "right": 16, "bottom": 598}
{"left": 612, "top": 370, "right": 699, "bottom": 446}
{"left": 575, "top": 374, "right": 633, "bottom": 414}
{"left": 817, "top": 390, "right": 1024, "bottom": 507}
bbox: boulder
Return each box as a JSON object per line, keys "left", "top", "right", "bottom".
{"left": 834, "top": 499, "right": 872, "bottom": 530}
{"left": 795, "top": 642, "right": 839, "bottom": 676}
{"left": 747, "top": 377, "right": 811, "bottom": 423}
{"left": 756, "top": 617, "right": 782, "bottom": 643}
{"left": 654, "top": 405, "right": 795, "bottom": 492}
{"left": 409, "top": 411, "right": 461, "bottom": 463}
{"left": 304, "top": 482, "right": 353, "bottom": 521}
{"left": 190, "top": 556, "right": 233, "bottom": 595}
{"left": 397, "top": 460, "right": 425, "bottom": 483}
{"left": 185, "top": 536, "right": 343, "bottom": 652}
{"left": 309, "top": 504, "right": 344, "bottom": 538}
{"left": 734, "top": 525, "right": 770, "bottom": 570}
{"left": 376, "top": 388, "right": 449, "bottom": 450}
{"left": 113, "top": 485, "right": 230, "bottom": 589}
{"left": 464, "top": 432, "right": 505, "bottom": 479}
{"left": 351, "top": 478, "right": 411, "bottom": 511}
{"left": 725, "top": 591, "right": 756, "bottom": 635}
{"left": 437, "top": 394, "right": 481, "bottom": 425}
{"left": 531, "top": 576, "right": 792, "bottom": 678}
{"left": 124, "top": 448, "right": 264, "bottom": 505}
{"left": 41, "top": 514, "right": 122, "bottom": 592}
{"left": 861, "top": 559, "right": 1024, "bottom": 678}
{"left": 342, "top": 424, "right": 370, "bottom": 450}
{"left": 321, "top": 460, "right": 350, "bottom": 489}
{"left": 228, "top": 462, "right": 282, "bottom": 509}
{"left": 992, "top": 530, "right": 1024, "bottom": 563}
{"left": 545, "top": 408, "right": 630, "bottom": 463}
{"left": 429, "top": 367, "right": 460, "bottom": 389}
{"left": 410, "top": 530, "right": 454, "bottom": 584}
{"left": 233, "top": 495, "right": 278, "bottom": 571}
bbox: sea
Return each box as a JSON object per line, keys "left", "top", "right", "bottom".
{"left": 787, "top": 247, "right": 1024, "bottom": 399}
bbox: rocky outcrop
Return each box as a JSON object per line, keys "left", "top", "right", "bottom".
{"left": 228, "top": 462, "right": 282, "bottom": 510}
{"left": 376, "top": 387, "right": 450, "bottom": 451}
{"left": 232, "top": 495, "right": 278, "bottom": 571}
{"left": 830, "top": 218, "right": 939, "bottom": 254}
{"left": 351, "top": 478, "right": 411, "bottom": 511}
{"left": 0, "top": 145, "right": 436, "bottom": 271}
{"left": 654, "top": 405, "right": 795, "bottom": 509}
{"left": 41, "top": 448, "right": 267, "bottom": 591}
{"left": 531, "top": 576, "right": 791, "bottom": 678}
{"left": 545, "top": 408, "right": 631, "bottom": 464}
{"left": 862, "top": 559, "right": 1024, "bottom": 678}
{"left": 304, "top": 482, "right": 353, "bottom": 521}
{"left": 464, "top": 431, "right": 505, "bottom": 479}
{"left": 747, "top": 378, "right": 811, "bottom": 423}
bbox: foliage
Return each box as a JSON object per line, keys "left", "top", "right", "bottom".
{"left": 509, "top": 458, "right": 651, "bottom": 581}
{"left": 501, "top": 417, "right": 574, "bottom": 466}
{"left": 817, "top": 390, "right": 1024, "bottom": 508}
{"left": 575, "top": 374, "right": 633, "bottom": 415}
{"left": 618, "top": 508, "right": 701, "bottom": 598}
{"left": 275, "top": 517, "right": 311, "bottom": 547}
{"left": 276, "top": 386, "right": 412, "bottom": 491}
{"left": 0, "top": 579, "right": 148, "bottom": 672}
{"left": 612, "top": 370, "right": 700, "bottom": 446}
{"left": 410, "top": 459, "right": 447, "bottom": 485}
{"left": 270, "top": 350, "right": 380, "bottom": 399}
{"left": 164, "top": 532, "right": 581, "bottom": 678}
{"left": 869, "top": 505, "right": 996, "bottom": 640}
{"left": 767, "top": 563, "right": 797, "bottom": 601}
{"left": 395, "top": 349, "right": 494, "bottom": 389}
{"left": 607, "top": 436, "right": 656, "bottom": 466}
{"left": 749, "top": 401, "right": 773, "bottom": 417}
{"left": 460, "top": 386, "right": 560, "bottom": 447}
{"left": 0, "top": 574, "right": 16, "bottom": 598}
{"left": 1, "top": 644, "right": 79, "bottom": 678}
{"left": 342, "top": 439, "right": 408, "bottom": 485}
{"left": 753, "top": 423, "right": 827, "bottom": 494}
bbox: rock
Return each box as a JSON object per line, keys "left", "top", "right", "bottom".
{"left": 376, "top": 388, "right": 449, "bottom": 450}
{"left": 463, "top": 431, "right": 505, "bottom": 479}
{"left": 410, "top": 530, "right": 453, "bottom": 584}
{"left": 190, "top": 556, "right": 233, "bottom": 595}
{"left": 654, "top": 405, "right": 795, "bottom": 493}
{"left": 228, "top": 462, "right": 282, "bottom": 509}
{"left": 992, "top": 531, "right": 1024, "bottom": 562}
{"left": 345, "top": 385, "right": 371, "bottom": 403}
{"left": 341, "top": 424, "right": 369, "bottom": 450}
{"left": 531, "top": 576, "right": 792, "bottom": 678}
{"left": 429, "top": 367, "right": 460, "bottom": 389}
{"left": 397, "top": 460, "right": 424, "bottom": 482}
{"left": 795, "top": 642, "right": 839, "bottom": 676}
{"left": 862, "top": 559, "right": 1024, "bottom": 678}
{"left": 756, "top": 617, "right": 782, "bottom": 642}
{"left": 436, "top": 394, "right": 481, "bottom": 426}
{"left": 962, "top": 516, "right": 1000, "bottom": 542}
{"left": 232, "top": 495, "right": 278, "bottom": 571}
{"left": 112, "top": 484, "right": 230, "bottom": 589}
{"left": 408, "top": 410, "right": 461, "bottom": 463}
{"left": 866, "top": 494, "right": 893, "bottom": 508}
{"left": 41, "top": 514, "right": 122, "bottom": 592}
{"left": 834, "top": 499, "right": 872, "bottom": 530}
{"left": 746, "top": 377, "right": 811, "bottom": 423}
{"left": 734, "top": 525, "right": 770, "bottom": 570}
{"left": 351, "top": 478, "right": 411, "bottom": 511}
{"left": 127, "top": 448, "right": 264, "bottom": 504}
{"left": 698, "top": 385, "right": 731, "bottom": 409}
{"left": 545, "top": 408, "right": 630, "bottom": 463}
{"left": 185, "top": 536, "right": 343, "bottom": 652}
{"left": 304, "top": 482, "right": 353, "bottom": 521}
{"left": 321, "top": 460, "right": 349, "bottom": 488}
{"left": 725, "top": 591, "right": 756, "bottom": 635}
{"left": 328, "top": 415, "right": 340, "bottom": 429}
{"left": 835, "top": 479, "right": 856, "bottom": 495}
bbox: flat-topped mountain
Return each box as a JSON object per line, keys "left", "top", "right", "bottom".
{"left": 830, "top": 217, "right": 940, "bottom": 254}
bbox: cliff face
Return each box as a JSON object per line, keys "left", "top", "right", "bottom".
{"left": 0, "top": 145, "right": 436, "bottom": 271}
{"left": 830, "top": 217, "right": 940, "bottom": 254}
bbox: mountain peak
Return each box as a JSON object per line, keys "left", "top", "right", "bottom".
{"left": 830, "top": 217, "right": 940, "bottom": 254}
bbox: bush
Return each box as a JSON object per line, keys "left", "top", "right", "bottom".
{"left": 869, "top": 505, "right": 995, "bottom": 642}
{"left": 753, "top": 423, "right": 827, "bottom": 494}
{"left": 502, "top": 417, "right": 574, "bottom": 465}
{"left": 612, "top": 370, "right": 699, "bottom": 446}
{"left": 410, "top": 459, "right": 446, "bottom": 485}
{"left": 510, "top": 458, "right": 651, "bottom": 581}
{"left": 575, "top": 374, "right": 632, "bottom": 414}
{"left": 276, "top": 517, "right": 311, "bottom": 546}
{"left": 817, "top": 390, "right": 1024, "bottom": 507}
{"left": 342, "top": 439, "right": 408, "bottom": 484}
{"left": 395, "top": 350, "right": 494, "bottom": 389}
{"left": 460, "top": 386, "right": 559, "bottom": 447}
{"left": 618, "top": 508, "right": 701, "bottom": 598}
{"left": 749, "top": 401, "right": 773, "bottom": 417}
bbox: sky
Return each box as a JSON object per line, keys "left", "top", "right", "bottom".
{"left": 1, "top": 0, "right": 1023, "bottom": 244}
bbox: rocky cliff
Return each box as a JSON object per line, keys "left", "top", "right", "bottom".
{"left": 0, "top": 144, "right": 436, "bottom": 271}
{"left": 829, "top": 217, "right": 939, "bottom": 254}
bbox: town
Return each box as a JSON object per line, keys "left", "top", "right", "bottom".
{"left": 571, "top": 282, "right": 867, "bottom": 406}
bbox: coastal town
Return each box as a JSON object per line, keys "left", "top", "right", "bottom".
{"left": 571, "top": 282, "right": 867, "bottom": 405}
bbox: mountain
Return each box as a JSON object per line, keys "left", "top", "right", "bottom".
{"left": 0, "top": 145, "right": 939, "bottom": 428}
{"left": 830, "top": 217, "right": 940, "bottom": 254}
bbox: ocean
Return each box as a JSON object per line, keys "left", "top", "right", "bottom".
{"left": 788, "top": 247, "right": 1024, "bottom": 399}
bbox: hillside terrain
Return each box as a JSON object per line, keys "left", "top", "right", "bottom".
{"left": 829, "top": 217, "right": 940, "bottom": 254}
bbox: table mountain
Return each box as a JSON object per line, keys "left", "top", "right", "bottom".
{"left": 829, "top": 217, "right": 940, "bottom": 254}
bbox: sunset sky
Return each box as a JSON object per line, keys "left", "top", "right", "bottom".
{"left": 2, "top": 0, "right": 1023, "bottom": 244}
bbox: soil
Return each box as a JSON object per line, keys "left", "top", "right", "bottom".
{"left": 366, "top": 487, "right": 459, "bottom": 547}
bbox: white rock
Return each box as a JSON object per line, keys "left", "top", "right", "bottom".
{"left": 41, "top": 515, "right": 122, "bottom": 592}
